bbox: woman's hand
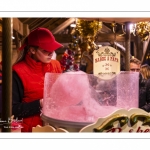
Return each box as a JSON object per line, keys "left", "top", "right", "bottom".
{"left": 40, "top": 99, "right": 43, "bottom": 108}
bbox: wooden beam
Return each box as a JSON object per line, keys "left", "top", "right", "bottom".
{"left": 125, "top": 22, "right": 131, "bottom": 71}
{"left": 0, "top": 18, "right": 2, "bottom": 33}
{"left": 134, "top": 36, "right": 143, "bottom": 61}
{"left": 0, "top": 40, "right": 17, "bottom": 46}
{"left": 18, "top": 18, "right": 32, "bottom": 24}
{"left": 31, "top": 18, "right": 59, "bottom": 30}
{"left": 54, "top": 34, "right": 72, "bottom": 43}
{"left": 48, "top": 18, "right": 68, "bottom": 31}
{"left": 23, "top": 24, "right": 30, "bottom": 36}
{"left": 96, "top": 33, "right": 126, "bottom": 42}
{"left": 96, "top": 34, "right": 136, "bottom": 42}
{"left": 0, "top": 45, "right": 16, "bottom": 49}
{"left": 52, "top": 18, "right": 76, "bottom": 34}
{"left": 30, "top": 18, "right": 50, "bottom": 30}
{"left": 101, "top": 23, "right": 112, "bottom": 33}
{"left": 13, "top": 30, "right": 20, "bottom": 49}
{"left": 13, "top": 18, "right": 23, "bottom": 35}
{"left": 141, "top": 35, "right": 150, "bottom": 64}
{"left": 29, "top": 18, "right": 47, "bottom": 30}
{"left": 0, "top": 32, "right": 135, "bottom": 45}
{"left": 53, "top": 33, "right": 136, "bottom": 43}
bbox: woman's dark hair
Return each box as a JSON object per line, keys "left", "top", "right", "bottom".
{"left": 14, "top": 36, "right": 39, "bottom": 64}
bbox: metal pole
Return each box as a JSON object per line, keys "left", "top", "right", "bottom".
{"left": 125, "top": 22, "right": 131, "bottom": 71}
{"left": 1, "top": 18, "right": 12, "bottom": 132}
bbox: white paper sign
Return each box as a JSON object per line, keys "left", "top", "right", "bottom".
{"left": 93, "top": 46, "right": 120, "bottom": 80}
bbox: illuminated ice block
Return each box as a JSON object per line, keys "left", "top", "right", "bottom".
{"left": 42, "top": 71, "right": 139, "bottom": 123}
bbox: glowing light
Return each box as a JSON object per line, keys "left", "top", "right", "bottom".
{"left": 70, "top": 24, "right": 76, "bottom": 28}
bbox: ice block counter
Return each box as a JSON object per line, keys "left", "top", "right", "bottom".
{"left": 41, "top": 71, "right": 139, "bottom": 132}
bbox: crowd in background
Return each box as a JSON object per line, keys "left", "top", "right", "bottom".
{"left": 130, "top": 57, "right": 150, "bottom": 112}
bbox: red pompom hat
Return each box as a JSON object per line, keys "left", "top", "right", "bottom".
{"left": 19, "top": 27, "right": 63, "bottom": 52}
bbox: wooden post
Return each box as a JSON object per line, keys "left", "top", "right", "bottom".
{"left": 1, "top": 18, "right": 12, "bottom": 132}
{"left": 141, "top": 35, "right": 150, "bottom": 64}
{"left": 125, "top": 22, "right": 131, "bottom": 71}
{"left": 133, "top": 36, "right": 142, "bottom": 61}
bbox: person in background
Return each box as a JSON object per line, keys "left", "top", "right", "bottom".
{"left": 140, "top": 64, "right": 150, "bottom": 79}
{"left": 139, "top": 64, "right": 150, "bottom": 112}
{"left": 129, "top": 57, "right": 150, "bottom": 112}
{"left": 12, "top": 27, "right": 63, "bottom": 132}
{"left": 130, "top": 57, "right": 141, "bottom": 72}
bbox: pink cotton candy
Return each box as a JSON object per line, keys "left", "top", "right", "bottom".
{"left": 43, "top": 71, "right": 139, "bottom": 123}
{"left": 58, "top": 106, "right": 87, "bottom": 122}
{"left": 49, "top": 71, "right": 90, "bottom": 107}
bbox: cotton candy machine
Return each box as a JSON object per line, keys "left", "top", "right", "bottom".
{"left": 41, "top": 71, "right": 139, "bottom": 132}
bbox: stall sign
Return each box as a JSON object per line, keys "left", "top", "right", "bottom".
{"left": 93, "top": 46, "right": 120, "bottom": 80}
{"left": 80, "top": 108, "right": 150, "bottom": 133}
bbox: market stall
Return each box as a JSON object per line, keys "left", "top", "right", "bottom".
{"left": 1, "top": 17, "right": 150, "bottom": 132}
{"left": 39, "top": 46, "right": 143, "bottom": 132}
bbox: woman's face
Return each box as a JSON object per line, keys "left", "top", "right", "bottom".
{"left": 30, "top": 47, "right": 54, "bottom": 63}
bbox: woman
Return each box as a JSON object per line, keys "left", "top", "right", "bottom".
{"left": 12, "top": 27, "right": 63, "bottom": 132}
{"left": 140, "top": 64, "right": 150, "bottom": 79}
{"left": 139, "top": 64, "right": 150, "bottom": 112}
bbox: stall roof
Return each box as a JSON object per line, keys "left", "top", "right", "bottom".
{"left": 1, "top": 17, "right": 150, "bottom": 63}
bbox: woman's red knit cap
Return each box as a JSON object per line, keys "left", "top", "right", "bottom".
{"left": 19, "top": 27, "right": 63, "bottom": 52}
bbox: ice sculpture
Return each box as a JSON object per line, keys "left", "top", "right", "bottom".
{"left": 42, "top": 71, "right": 139, "bottom": 123}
